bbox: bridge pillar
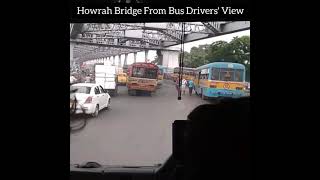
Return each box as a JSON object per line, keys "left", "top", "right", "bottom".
{"left": 118, "top": 55, "right": 121, "bottom": 67}
{"left": 124, "top": 54, "right": 128, "bottom": 66}
{"left": 112, "top": 56, "right": 115, "bottom": 65}
{"left": 145, "top": 50, "right": 149, "bottom": 62}
{"left": 156, "top": 50, "right": 163, "bottom": 65}
{"left": 134, "top": 52, "right": 137, "bottom": 63}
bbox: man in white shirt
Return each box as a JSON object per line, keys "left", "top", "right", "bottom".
{"left": 182, "top": 78, "right": 187, "bottom": 95}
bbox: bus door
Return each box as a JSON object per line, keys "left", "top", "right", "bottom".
{"left": 194, "top": 71, "right": 201, "bottom": 93}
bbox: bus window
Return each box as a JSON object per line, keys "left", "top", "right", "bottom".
{"left": 220, "top": 68, "right": 235, "bottom": 81}
{"left": 132, "top": 67, "right": 145, "bottom": 78}
{"left": 211, "top": 68, "right": 219, "bottom": 80}
{"left": 200, "top": 73, "right": 208, "bottom": 80}
{"left": 145, "top": 69, "right": 158, "bottom": 79}
{"left": 235, "top": 69, "right": 244, "bottom": 82}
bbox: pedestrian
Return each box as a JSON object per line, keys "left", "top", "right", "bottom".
{"left": 175, "top": 79, "right": 180, "bottom": 92}
{"left": 188, "top": 79, "right": 194, "bottom": 96}
{"left": 181, "top": 78, "right": 187, "bottom": 95}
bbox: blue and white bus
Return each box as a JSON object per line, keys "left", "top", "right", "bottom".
{"left": 194, "top": 62, "right": 247, "bottom": 99}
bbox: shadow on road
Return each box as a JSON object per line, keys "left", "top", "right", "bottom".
{"left": 70, "top": 114, "right": 89, "bottom": 134}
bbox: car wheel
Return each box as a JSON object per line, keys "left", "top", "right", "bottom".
{"left": 106, "top": 99, "right": 111, "bottom": 109}
{"left": 92, "top": 105, "right": 99, "bottom": 117}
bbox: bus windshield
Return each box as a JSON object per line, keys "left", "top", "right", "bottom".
{"left": 211, "top": 68, "right": 244, "bottom": 82}
{"left": 132, "top": 67, "right": 158, "bottom": 79}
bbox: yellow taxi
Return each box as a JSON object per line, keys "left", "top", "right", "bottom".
{"left": 117, "top": 73, "right": 128, "bottom": 85}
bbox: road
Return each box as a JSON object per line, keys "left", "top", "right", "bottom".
{"left": 70, "top": 80, "right": 211, "bottom": 166}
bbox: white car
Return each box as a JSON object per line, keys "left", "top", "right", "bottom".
{"left": 70, "top": 83, "right": 111, "bottom": 117}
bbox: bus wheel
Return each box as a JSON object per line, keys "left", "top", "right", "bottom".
{"left": 201, "top": 89, "right": 207, "bottom": 100}
{"left": 201, "top": 93, "right": 207, "bottom": 100}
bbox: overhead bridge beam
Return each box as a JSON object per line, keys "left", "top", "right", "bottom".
{"left": 163, "top": 21, "right": 250, "bottom": 46}
{"left": 70, "top": 39, "right": 179, "bottom": 51}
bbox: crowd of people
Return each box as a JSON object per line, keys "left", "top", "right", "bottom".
{"left": 70, "top": 70, "right": 94, "bottom": 84}
{"left": 176, "top": 78, "right": 195, "bottom": 96}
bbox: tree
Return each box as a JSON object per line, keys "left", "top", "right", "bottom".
{"left": 227, "top": 36, "right": 250, "bottom": 81}
{"left": 183, "top": 45, "right": 209, "bottom": 68}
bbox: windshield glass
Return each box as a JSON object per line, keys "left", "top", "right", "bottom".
{"left": 70, "top": 22, "right": 250, "bottom": 167}
{"left": 211, "top": 68, "right": 244, "bottom": 82}
{"left": 132, "top": 67, "right": 158, "bottom": 79}
{"left": 70, "top": 86, "right": 91, "bottom": 94}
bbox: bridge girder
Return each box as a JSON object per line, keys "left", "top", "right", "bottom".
{"left": 71, "top": 21, "right": 250, "bottom": 62}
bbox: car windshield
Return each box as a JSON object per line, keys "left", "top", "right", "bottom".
{"left": 70, "top": 22, "right": 250, "bottom": 167}
{"left": 70, "top": 86, "right": 91, "bottom": 94}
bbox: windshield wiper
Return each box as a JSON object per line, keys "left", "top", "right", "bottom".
{"left": 75, "top": 162, "right": 102, "bottom": 168}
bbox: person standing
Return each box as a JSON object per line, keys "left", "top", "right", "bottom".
{"left": 181, "top": 78, "right": 187, "bottom": 95}
{"left": 188, "top": 79, "right": 194, "bottom": 96}
{"left": 175, "top": 79, "right": 180, "bottom": 92}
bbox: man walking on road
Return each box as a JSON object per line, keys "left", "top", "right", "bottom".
{"left": 182, "top": 78, "right": 187, "bottom": 95}
{"left": 188, "top": 79, "right": 194, "bottom": 96}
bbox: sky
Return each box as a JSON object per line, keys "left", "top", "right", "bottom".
{"left": 87, "top": 29, "right": 250, "bottom": 66}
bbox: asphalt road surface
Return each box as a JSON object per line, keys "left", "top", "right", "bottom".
{"left": 70, "top": 80, "right": 211, "bottom": 166}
